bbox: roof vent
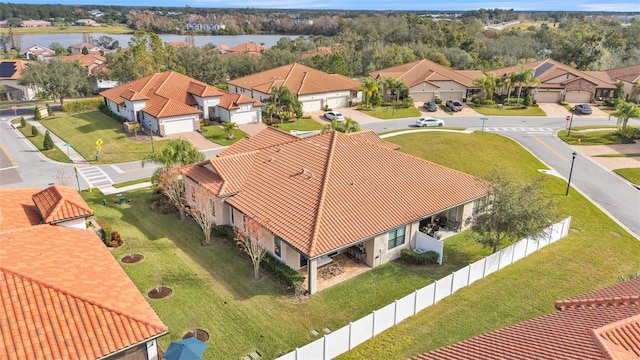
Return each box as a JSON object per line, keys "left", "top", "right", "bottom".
{"left": 267, "top": 156, "right": 274, "bottom": 162}
{"left": 276, "top": 147, "right": 283, "bottom": 152}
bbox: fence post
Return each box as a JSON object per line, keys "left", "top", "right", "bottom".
{"left": 482, "top": 258, "right": 487, "bottom": 278}
{"left": 467, "top": 264, "right": 472, "bottom": 286}
{"left": 511, "top": 243, "right": 516, "bottom": 264}
{"left": 372, "top": 310, "right": 376, "bottom": 338}
{"left": 560, "top": 218, "right": 567, "bottom": 239}
{"left": 525, "top": 237, "right": 529, "bottom": 256}
{"left": 295, "top": 348, "right": 299, "bottom": 360}
{"left": 413, "top": 290, "right": 418, "bottom": 315}
{"left": 433, "top": 280, "right": 438, "bottom": 303}
{"left": 450, "top": 273, "right": 455, "bottom": 294}
{"left": 348, "top": 322, "right": 352, "bottom": 350}
{"left": 394, "top": 300, "right": 399, "bottom": 325}
{"left": 536, "top": 236, "right": 541, "bottom": 251}
{"left": 323, "top": 335, "right": 327, "bottom": 360}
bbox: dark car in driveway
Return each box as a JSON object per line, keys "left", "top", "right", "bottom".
{"left": 572, "top": 104, "right": 593, "bottom": 115}
{"left": 424, "top": 102, "right": 437, "bottom": 112}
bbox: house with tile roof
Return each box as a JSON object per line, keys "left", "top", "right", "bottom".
{"left": 219, "top": 42, "right": 267, "bottom": 58}
{"left": 606, "top": 64, "right": 640, "bottom": 103}
{"left": 0, "top": 186, "right": 168, "bottom": 359}
{"left": 19, "top": 44, "right": 56, "bottom": 61}
{"left": 491, "top": 58, "right": 616, "bottom": 103}
{"left": 412, "top": 277, "right": 640, "bottom": 359}
{"left": 69, "top": 42, "right": 109, "bottom": 55}
{"left": 61, "top": 53, "right": 118, "bottom": 92}
{"left": 100, "top": 71, "right": 263, "bottom": 136}
{"left": 369, "top": 59, "right": 483, "bottom": 103}
{"left": 181, "top": 127, "right": 488, "bottom": 294}
{"left": 227, "top": 62, "right": 363, "bottom": 112}
{"left": 0, "top": 59, "right": 38, "bottom": 101}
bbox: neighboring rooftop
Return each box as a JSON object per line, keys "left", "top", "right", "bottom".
{"left": 369, "top": 58, "right": 480, "bottom": 88}
{"left": 31, "top": 185, "right": 94, "bottom": 224}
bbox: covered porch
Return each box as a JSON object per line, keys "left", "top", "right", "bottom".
{"left": 299, "top": 252, "right": 371, "bottom": 293}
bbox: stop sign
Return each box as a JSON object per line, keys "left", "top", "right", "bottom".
{"left": 566, "top": 115, "right": 571, "bottom": 121}
{"left": 11, "top": 105, "right": 17, "bottom": 111}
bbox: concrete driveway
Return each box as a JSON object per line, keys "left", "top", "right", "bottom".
{"left": 567, "top": 103, "right": 610, "bottom": 118}
{"left": 538, "top": 103, "right": 571, "bottom": 117}
{"left": 572, "top": 142, "right": 640, "bottom": 170}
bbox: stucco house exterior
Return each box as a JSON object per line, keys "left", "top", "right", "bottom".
{"left": 19, "top": 44, "right": 56, "bottom": 60}
{"left": 369, "top": 59, "right": 483, "bottom": 103}
{"left": 606, "top": 64, "right": 640, "bottom": 103}
{"left": 0, "top": 186, "right": 168, "bottom": 360}
{"left": 69, "top": 42, "right": 109, "bottom": 55}
{"left": 100, "top": 71, "right": 263, "bottom": 136}
{"left": 181, "top": 127, "right": 488, "bottom": 294}
{"left": 492, "top": 58, "right": 616, "bottom": 103}
{"left": 227, "top": 63, "right": 363, "bottom": 112}
{"left": 0, "top": 59, "right": 38, "bottom": 101}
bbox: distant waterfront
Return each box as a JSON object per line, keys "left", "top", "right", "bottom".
{"left": 20, "top": 33, "right": 298, "bottom": 49}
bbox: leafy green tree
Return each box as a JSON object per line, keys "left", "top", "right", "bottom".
{"left": 471, "top": 172, "right": 557, "bottom": 253}
{"left": 174, "top": 45, "right": 226, "bottom": 85}
{"left": 81, "top": 46, "right": 88, "bottom": 55}
{"left": 31, "top": 124, "right": 38, "bottom": 137}
{"left": 43, "top": 130, "right": 54, "bottom": 150}
{"left": 612, "top": 101, "right": 640, "bottom": 131}
{"left": 613, "top": 81, "right": 625, "bottom": 103}
{"left": 33, "top": 106, "right": 41, "bottom": 120}
{"left": 19, "top": 60, "right": 90, "bottom": 106}
{"left": 222, "top": 121, "right": 238, "bottom": 140}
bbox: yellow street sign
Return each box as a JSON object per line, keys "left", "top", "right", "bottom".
{"left": 96, "top": 138, "right": 104, "bottom": 150}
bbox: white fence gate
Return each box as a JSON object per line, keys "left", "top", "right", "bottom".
{"left": 276, "top": 217, "right": 572, "bottom": 360}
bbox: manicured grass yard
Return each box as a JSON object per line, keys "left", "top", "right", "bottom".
{"left": 273, "top": 118, "right": 324, "bottom": 132}
{"left": 614, "top": 168, "right": 640, "bottom": 185}
{"left": 359, "top": 106, "right": 421, "bottom": 119}
{"left": 10, "top": 119, "right": 71, "bottom": 163}
{"left": 558, "top": 129, "right": 634, "bottom": 145}
{"left": 83, "top": 131, "right": 640, "bottom": 359}
{"left": 469, "top": 104, "right": 547, "bottom": 116}
{"left": 39, "top": 111, "right": 171, "bottom": 164}
{"left": 199, "top": 123, "right": 248, "bottom": 146}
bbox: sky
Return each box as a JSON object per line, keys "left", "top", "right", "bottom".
{"left": 14, "top": 0, "right": 640, "bottom": 11}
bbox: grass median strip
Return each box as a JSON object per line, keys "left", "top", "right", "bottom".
{"left": 614, "top": 168, "right": 640, "bottom": 185}
{"left": 11, "top": 119, "right": 71, "bottom": 163}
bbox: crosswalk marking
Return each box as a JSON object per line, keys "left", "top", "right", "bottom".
{"left": 484, "top": 127, "right": 554, "bottom": 132}
{"left": 77, "top": 166, "right": 113, "bottom": 187}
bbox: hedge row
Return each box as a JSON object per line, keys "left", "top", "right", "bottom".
{"left": 261, "top": 253, "right": 305, "bottom": 289}
{"left": 62, "top": 98, "right": 103, "bottom": 114}
{"left": 400, "top": 249, "right": 439, "bottom": 265}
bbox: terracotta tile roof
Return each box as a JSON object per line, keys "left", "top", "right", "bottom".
{"left": 300, "top": 44, "right": 343, "bottom": 60}
{"left": 60, "top": 53, "right": 106, "bottom": 69}
{"left": 203, "top": 129, "right": 487, "bottom": 258}
{"left": 31, "top": 185, "right": 93, "bottom": 224}
{"left": 227, "top": 42, "right": 267, "bottom": 53}
{"left": 218, "top": 92, "right": 264, "bottom": 110}
{"left": 228, "top": 63, "right": 362, "bottom": 96}
{"left": 19, "top": 44, "right": 55, "bottom": 57}
{"left": 346, "top": 130, "right": 401, "bottom": 150}
{"left": 412, "top": 278, "right": 640, "bottom": 360}
{"left": 0, "top": 226, "right": 167, "bottom": 360}
{"left": 168, "top": 41, "right": 192, "bottom": 47}
{"left": 218, "top": 126, "right": 299, "bottom": 157}
{"left": 369, "top": 59, "right": 479, "bottom": 88}
{"left": 0, "top": 59, "right": 30, "bottom": 80}
{"left": 0, "top": 189, "right": 43, "bottom": 231}
{"left": 100, "top": 71, "right": 224, "bottom": 118}
{"left": 606, "top": 64, "right": 640, "bottom": 84}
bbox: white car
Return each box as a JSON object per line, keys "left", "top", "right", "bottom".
{"left": 416, "top": 117, "right": 444, "bottom": 127}
{"left": 324, "top": 111, "right": 345, "bottom": 121}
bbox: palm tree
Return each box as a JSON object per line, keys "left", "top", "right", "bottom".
{"left": 359, "top": 76, "right": 379, "bottom": 108}
{"left": 503, "top": 74, "right": 514, "bottom": 103}
{"left": 611, "top": 101, "right": 640, "bottom": 131}
{"left": 130, "top": 122, "right": 140, "bottom": 138}
{"left": 323, "top": 118, "right": 361, "bottom": 133}
{"left": 513, "top": 65, "right": 538, "bottom": 105}
{"left": 142, "top": 138, "right": 205, "bottom": 169}
{"left": 222, "top": 121, "right": 238, "bottom": 140}
{"left": 473, "top": 75, "right": 491, "bottom": 101}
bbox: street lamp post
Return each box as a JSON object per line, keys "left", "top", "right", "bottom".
{"left": 565, "top": 151, "right": 577, "bottom": 196}
{"left": 567, "top": 112, "right": 574, "bottom": 136}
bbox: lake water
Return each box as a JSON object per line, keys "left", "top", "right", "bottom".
{"left": 20, "top": 33, "right": 298, "bottom": 49}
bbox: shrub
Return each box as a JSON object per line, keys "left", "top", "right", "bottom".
{"left": 616, "top": 126, "right": 640, "bottom": 140}
{"left": 261, "top": 253, "right": 305, "bottom": 290}
{"left": 434, "top": 98, "right": 442, "bottom": 104}
{"left": 102, "top": 228, "right": 112, "bottom": 246}
{"left": 400, "top": 249, "right": 440, "bottom": 265}
{"left": 559, "top": 100, "right": 569, "bottom": 106}
{"left": 99, "top": 103, "right": 129, "bottom": 123}
{"left": 62, "top": 98, "right": 103, "bottom": 114}
{"left": 46, "top": 103, "right": 52, "bottom": 116}
{"left": 33, "top": 106, "right": 42, "bottom": 121}
{"left": 481, "top": 99, "right": 495, "bottom": 106}
{"left": 471, "top": 98, "right": 480, "bottom": 105}
{"left": 524, "top": 94, "right": 533, "bottom": 106}
{"left": 43, "top": 130, "right": 54, "bottom": 150}
{"left": 323, "top": 105, "right": 332, "bottom": 111}
{"left": 604, "top": 99, "right": 616, "bottom": 107}
{"left": 31, "top": 125, "right": 38, "bottom": 137}
{"left": 212, "top": 225, "right": 236, "bottom": 241}
{"left": 19, "top": 116, "right": 26, "bottom": 128}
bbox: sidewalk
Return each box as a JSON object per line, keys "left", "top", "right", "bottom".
{"left": 28, "top": 117, "right": 89, "bottom": 164}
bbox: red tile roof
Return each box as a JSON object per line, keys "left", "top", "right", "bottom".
{"left": 31, "top": 185, "right": 93, "bottom": 224}
{"left": 186, "top": 129, "right": 487, "bottom": 258}
{"left": 218, "top": 126, "right": 299, "bottom": 157}
{"left": 227, "top": 42, "right": 267, "bottom": 53}
{"left": 228, "top": 63, "right": 362, "bottom": 96}
{"left": 606, "top": 64, "right": 640, "bottom": 84}
{"left": 0, "top": 189, "right": 43, "bottom": 231}
{"left": 218, "top": 92, "right": 264, "bottom": 110}
{"left": 412, "top": 278, "right": 640, "bottom": 360}
{"left": 0, "top": 226, "right": 167, "bottom": 360}
{"left": 369, "top": 59, "right": 479, "bottom": 88}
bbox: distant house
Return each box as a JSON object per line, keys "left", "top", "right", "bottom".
{"left": 19, "top": 44, "right": 56, "bottom": 61}
{"left": 100, "top": 71, "right": 263, "bottom": 136}
{"left": 412, "top": 278, "right": 640, "bottom": 359}
{"left": 228, "top": 62, "right": 362, "bottom": 112}
{"left": 606, "top": 64, "right": 640, "bottom": 102}
{"left": 219, "top": 42, "right": 268, "bottom": 58}
{"left": 491, "top": 58, "right": 616, "bottom": 103}
{"left": 0, "top": 185, "right": 168, "bottom": 360}
{"left": 301, "top": 44, "right": 342, "bottom": 60}
{"left": 0, "top": 59, "right": 38, "bottom": 101}
{"left": 60, "top": 53, "right": 117, "bottom": 91}
{"left": 369, "top": 59, "right": 483, "bottom": 103}
{"left": 182, "top": 127, "right": 488, "bottom": 294}
{"left": 20, "top": 19, "right": 51, "bottom": 27}
{"left": 184, "top": 22, "right": 225, "bottom": 32}
{"left": 74, "top": 18, "right": 100, "bottom": 27}
{"left": 69, "top": 42, "right": 109, "bottom": 55}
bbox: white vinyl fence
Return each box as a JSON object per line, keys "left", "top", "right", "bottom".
{"left": 276, "top": 217, "right": 572, "bottom": 360}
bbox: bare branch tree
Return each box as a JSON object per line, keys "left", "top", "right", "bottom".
{"left": 235, "top": 218, "right": 269, "bottom": 280}
{"left": 188, "top": 187, "right": 217, "bottom": 245}
{"left": 158, "top": 165, "right": 187, "bottom": 221}
{"left": 55, "top": 168, "right": 71, "bottom": 186}
{"left": 154, "top": 264, "right": 163, "bottom": 292}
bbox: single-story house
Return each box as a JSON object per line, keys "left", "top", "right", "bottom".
{"left": 19, "top": 44, "right": 56, "bottom": 61}
{"left": 606, "top": 64, "right": 640, "bottom": 102}
{"left": 182, "top": 127, "right": 488, "bottom": 294}
{"left": 0, "top": 185, "right": 168, "bottom": 360}
{"left": 219, "top": 42, "right": 267, "bottom": 58}
{"left": 412, "top": 278, "right": 640, "bottom": 359}
{"left": 100, "top": 71, "right": 263, "bottom": 136}
{"left": 69, "top": 42, "right": 109, "bottom": 55}
{"left": 369, "top": 59, "right": 483, "bottom": 103}
{"left": 492, "top": 58, "right": 616, "bottom": 103}
{"left": 61, "top": 53, "right": 118, "bottom": 92}
{"left": 0, "top": 59, "right": 38, "bottom": 101}
{"left": 227, "top": 62, "right": 363, "bottom": 112}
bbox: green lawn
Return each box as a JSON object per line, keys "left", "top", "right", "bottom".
{"left": 359, "top": 106, "right": 421, "bottom": 119}
{"left": 39, "top": 111, "right": 171, "bottom": 164}
{"left": 81, "top": 130, "right": 640, "bottom": 359}
{"left": 558, "top": 129, "right": 634, "bottom": 145}
{"left": 199, "top": 123, "right": 248, "bottom": 146}
{"left": 469, "top": 104, "right": 547, "bottom": 116}
{"left": 113, "top": 177, "right": 152, "bottom": 188}
{"left": 614, "top": 168, "right": 640, "bottom": 185}
{"left": 273, "top": 118, "right": 324, "bottom": 132}
{"left": 594, "top": 153, "right": 640, "bottom": 158}
{"left": 10, "top": 119, "right": 71, "bottom": 163}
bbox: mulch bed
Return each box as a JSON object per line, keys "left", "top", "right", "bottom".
{"left": 182, "top": 329, "right": 209, "bottom": 342}
{"left": 147, "top": 286, "right": 173, "bottom": 299}
{"left": 150, "top": 197, "right": 178, "bottom": 215}
{"left": 121, "top": 254, "right": 144, "bottom": 263}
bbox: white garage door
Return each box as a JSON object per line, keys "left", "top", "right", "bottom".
{"left": 231, "top": 110, "right": 259, "bottom": 125}
{"left": 303, "top": 99, "right": 322, "bottom": 112}
{"left": 326, "top": 97, "right": 348, "bottom": 109}
{"left": 439, "top": 91, "right": 465, "bottom": 101}
{"left": 565, "top": 91, "right": 592, "bottom": 103}
{"left": 162, "top": 118, "right": 194, "bottom": 135}
{"left": 535, "top": 90, "right": 561, "bottom": 103}
{"left": 411, "top": 91, "right": 435, "bottom": 102}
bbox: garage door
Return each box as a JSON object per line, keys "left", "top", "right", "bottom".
{"left": 439, "top": 91, "right": 465, "bottom": 101}
{"left": 231, "top": 110, "right": 259, "bottom": 125}
{"left": 565, "top": 91, "right": 592, "bottom": 103}
{"left": 411, "top": 91, "right": 435, "bottom": 102}
{"left": 162, "top": 118, "right": 195, "bottom": 135}
{"left": 326, "top": 97, "right": 348, "bottom": 109}
{"left": 303, "top": 99, "right": 322, "bottom": 112}
{"left": 535, "top": 90, "right": 561, "bottom": 103}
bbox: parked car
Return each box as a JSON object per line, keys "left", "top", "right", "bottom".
{"left": 424, "top": 102, "right": 438, "bottom": 112}
{"left": 445, "top": 99, "right": 463, "bottom": 112}
{"left": 572, "top": 104, "right": 592, "bottom": 115}
{"left": 324, "top": 111, "right": 345, "bottom": 121}
{"left": 416, "top": 117, "right": 444, "bottom": 127}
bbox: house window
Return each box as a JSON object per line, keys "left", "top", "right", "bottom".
{"left": 387, "top": 226, "right": 406, "bottom": 249}
{"left": 274, "top": 236, "right": 282, "bottom": 257}
{"left": 473, "top": 198, "right": 487, "bottom": 215}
